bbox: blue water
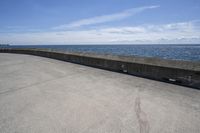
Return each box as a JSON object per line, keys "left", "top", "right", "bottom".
{"left": 4, "top": 44, "right": 200, "bottom": 61}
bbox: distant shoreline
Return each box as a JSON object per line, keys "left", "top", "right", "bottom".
{"left": 8, "top": 44, "right": 200, "bottom": 46}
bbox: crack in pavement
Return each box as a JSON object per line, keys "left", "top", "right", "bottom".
{"left": 135, "top": 96, "right": 150, "bottom": 133}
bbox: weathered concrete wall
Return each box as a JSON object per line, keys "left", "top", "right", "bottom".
{"left": 0, "top": 48, "right": 200, "bottom": 89}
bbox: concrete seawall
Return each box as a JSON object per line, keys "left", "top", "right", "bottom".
{"left": 0, "top": 48, "right": 200, "bottom": 89}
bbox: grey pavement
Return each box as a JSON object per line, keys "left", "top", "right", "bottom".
{"left": 0, "top": 53, "right": 200, "bottom": 133}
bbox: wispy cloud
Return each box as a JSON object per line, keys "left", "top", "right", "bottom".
{"left": 53, "top": 5, "right": 160, "bottom": 29}
{"left": 1, "top": 21, "right": 200, "bottom": 44}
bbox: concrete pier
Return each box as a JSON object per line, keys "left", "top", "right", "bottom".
{"left": 0, "top": 48, "right": 200, "bottom": 89}
{"left": 0, "top": 53, "right": 200, "bottom": 133}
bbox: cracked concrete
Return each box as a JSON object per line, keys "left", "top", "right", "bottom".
{"left": 0, "top": 53, "right": 200, "bottom": 133}
{"left": 135, "top": 96, "right": 150, "bottom": 133}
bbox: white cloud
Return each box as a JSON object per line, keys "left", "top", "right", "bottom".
{"left": 53, "top": 5, "right": 159, "bottom": 29}
{"left": 1, "top": 21, "right": 200, "bottom": 45}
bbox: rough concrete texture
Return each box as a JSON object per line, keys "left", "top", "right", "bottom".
{"left": 1, "top": 48, "right": 200, "bottom": 89}
{"left": 0, "top": 53, "right": 200, "bottom": 133}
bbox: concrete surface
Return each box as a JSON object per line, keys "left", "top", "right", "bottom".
{"left": 0, "top": 53, "right": 200, "bottom": 133}
{"left": 1, "top": 48, "right": 200, "bottom": 89}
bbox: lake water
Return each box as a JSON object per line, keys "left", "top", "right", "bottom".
{"left": 5, "top": 44, "right": 200, "bottom": 61}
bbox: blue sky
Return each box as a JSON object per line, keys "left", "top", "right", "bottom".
{"left": 0, "top": 0, "right": 200, "bottom": 44}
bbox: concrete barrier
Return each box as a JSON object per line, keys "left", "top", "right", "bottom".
{"left": 0, "top": 48, "right": 200, "bottom": 89}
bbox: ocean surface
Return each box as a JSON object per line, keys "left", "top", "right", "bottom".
{"left": 4, "top": 44, "right": 200, "bottom": 61}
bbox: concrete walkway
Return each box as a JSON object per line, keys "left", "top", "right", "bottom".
{"left": 0, "top": 53, "right": 200, "bottom": 133}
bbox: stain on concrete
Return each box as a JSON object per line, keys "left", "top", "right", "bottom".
{"left": 135, "top": 97, "right": 150, "bottom": 133}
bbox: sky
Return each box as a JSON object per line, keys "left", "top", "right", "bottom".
{"left": 0, "top": 0, "right": 200, "bottom": 45}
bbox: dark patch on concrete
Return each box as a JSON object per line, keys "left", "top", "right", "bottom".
{"left": 135, "top": 97, "right": 150, "bottom": 133}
